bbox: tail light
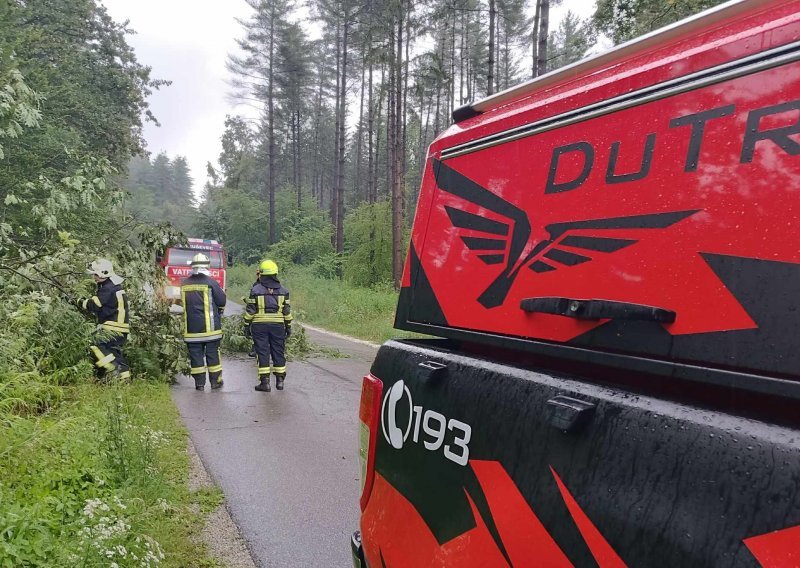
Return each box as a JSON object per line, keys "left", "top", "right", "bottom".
{"left": 359, "top": 374, "right": 383, "bottom": 511}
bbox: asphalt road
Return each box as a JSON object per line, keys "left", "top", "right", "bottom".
{"left": 171, "top": 321, "right": 378, "bottom": 567}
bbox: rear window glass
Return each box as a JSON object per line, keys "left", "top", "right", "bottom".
{"left": 167, "top": 248, "right": 223, "bottom": 268}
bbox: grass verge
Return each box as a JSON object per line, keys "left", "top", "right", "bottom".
{"left": 227, "top": 263, "right": 420, "bottom": 344}
{"left": 0, "top": 380, "right": 220, "bottom": 567}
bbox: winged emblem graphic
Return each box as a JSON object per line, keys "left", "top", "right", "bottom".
{"left": 432, "top": 159, "right": 698, "bottom": 309}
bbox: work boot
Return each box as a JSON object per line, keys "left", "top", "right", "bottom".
{"left": 210, "top": 377, "right": 223, "bottom": 390}
{"left": 255, "top": 377, "right": 271, "bottom": 392}
{"left": 248, "top": 347, "right": 256, "bottom": 358}
{"left": 195, "top": 384, "right": 205, "bottom": 391}
{"left": 275, "top": 374, "right": 285, "bottom": 391}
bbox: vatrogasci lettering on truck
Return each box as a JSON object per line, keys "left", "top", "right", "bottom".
{"left": 352, "top": 1, "right": 800, "bottom": 567}
{"left": 159, "top": 238, "right": 227, "bottom": 303}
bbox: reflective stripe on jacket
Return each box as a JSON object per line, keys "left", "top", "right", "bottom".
{"left": 81, "top": 279, "right": 130, "bottom": 333}
{"left": 181, "top": 273, "right": 226, "bottom": 342}
{"left": 244, "top": 276, "right": 292, "bottom": 325}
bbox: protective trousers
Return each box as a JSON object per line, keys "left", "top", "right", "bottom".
{"left": 252, "top": 323, "right": 286, "bottom": 379}
{"left": 90, "top": 333, "right": 130, "bottom": 381}
{"left": 187, "top": 340, "right": 222, "bottom": 387}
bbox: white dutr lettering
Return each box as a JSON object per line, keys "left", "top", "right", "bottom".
{"left": 382, "top": 380, "right": 472, "bottom": 466}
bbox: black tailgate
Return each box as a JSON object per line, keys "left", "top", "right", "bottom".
{"left": 368, "top": 340, "right": 800, "bottom": 567}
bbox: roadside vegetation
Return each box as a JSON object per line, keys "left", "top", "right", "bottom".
{"left": 0, "top": 2, "right": 218, "bottom": 565}
{"left": 227, "top": 262, "right": 415, "bottom": 344}
{"left": 209, "top": 196, "right": 413, "bottom": 344}
{"left": 1, "top": 382, "right": 221, "bottom": 567}
{"left": 221, "top": 310, "right": 343, "bottom": 358}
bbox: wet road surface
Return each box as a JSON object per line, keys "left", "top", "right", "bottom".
{"left": 171, "top": 323, "right": 378, "bottom": 567}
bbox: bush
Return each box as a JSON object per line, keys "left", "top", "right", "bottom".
{"left": 221, "top": 314, "right": 340, "bottom": 359}
{"left": 342, "top": 201, "right": 393, "bottom": 287}
{"left": 221, "top": 314, "right": 252, "bottom": 354}
{"left": 269, "top": 197, "right": 334, "bottom": 268}
{"left": 310, "top": 252, "right": 344, "bottom": 280}
{"left": 276, "top": 264, "right": 417, "bottom": 343}
{"left": 192, "top": 188, "right": 271, "bottom": 263}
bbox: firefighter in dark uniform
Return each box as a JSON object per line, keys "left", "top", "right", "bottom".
{"left": 76, "top": 258, "right": 131, "bottom": 381}
{"left": 244, "top": 259, "right": 292, "bottom": 392}
{"left": 181, "top": 253, "right": 227, "bottom": 390}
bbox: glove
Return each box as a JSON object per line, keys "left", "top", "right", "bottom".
{"left": 243, "top": 324, "right": 251, "bottom": 339}
{"left": 74, "top": 297, "right": 85, "bottom": 309}
{"left": 285, "top": 324, "right": 292, "bottom": 338}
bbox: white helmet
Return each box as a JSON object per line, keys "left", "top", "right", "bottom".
{"left": 87, "top": 258, "right": 123, "bottom": 284}
{"left": 191, "top": 253, "right": 210, "bottom": 267}
{"left": 190, "top": 253, "right": 211, "bottom": 274}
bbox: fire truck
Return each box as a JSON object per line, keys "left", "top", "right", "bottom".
{"left": 159, "top": 238, "right": 227, "bottom": 303}
{"left": 353, "top": 0, "right": 800, "bottom": 566}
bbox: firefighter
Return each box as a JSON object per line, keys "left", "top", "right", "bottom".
{"left": 244, "top": 259, "right": 293, "bottom": 392}
{"left": 76, "top": 258, "right": 130, "bottom": 381}
{"left": 181, "top": 253, "right": 226, "bottom": 390}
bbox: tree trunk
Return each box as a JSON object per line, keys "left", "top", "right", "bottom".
{"left": 336, "top": 16, "right": 349, "bottom": 255}
{"left": 459, "top": 10, "right": 465, "bottom": 104}
{"left": 355, "top": 55, "right": 366, "bottom": 203}
{"left": 494, "top": 13, "right": 498, "bottom": 92}
{"left": 434, "top": 26, "right": 444, "bottom": 134}
{"left": 374, "top": 64, "right": 385, "bottom": 202}
{"left": 466, "top": 11, "right": 473, "bottom": 102}
{"left": 448, "top": 17, "right": 455, "bottom": 121}
{"left": 314, "top": 58, "right": 325, "bottom": 209}
{"left": 295, "top": 109, "right": 301, "bottom": 208}
{"left": 537, "top": 0, "right": 549, "bottom": 77}
{"left": 532, "top": 0, "right": 541, "bottom": 77}
{"left": 331, "top": 22, "right": 342, "bottom": 235}
{"left": 488, "top": 0, "right": 495, "bottom": 96}
{"left": 388, "top": 18, "right": 398, "bottom": 286}
{"left": 367, "top": 58, "right": 375, "bottom": 203}
{"left": 504, "top": 21, "right": 510, "bottom": 89}
{"left": 267, "top": 5, "right": 276, "bottom": 244}
{"left": 391, "top": 4, "right": 405, "bottom": 289}
{"left": 402, "top": 7, "right": 410, "bottom": 194}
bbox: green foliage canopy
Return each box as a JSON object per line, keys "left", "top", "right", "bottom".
{"left": 123, "top": 153, "right": 196, "bottom": 232}
{"left": 593, "top": 0, "right": 728, "bottom": 44}
{"left": 193, "top": 187, "right": 272, "bottom": 263}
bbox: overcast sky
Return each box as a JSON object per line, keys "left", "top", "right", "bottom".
{"left": 101, "top": 0, "right": 596, "bottom": 196}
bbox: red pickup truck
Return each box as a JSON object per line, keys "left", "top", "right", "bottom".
{"left": 353, "top": 1, "right": 800, "bottom": 566}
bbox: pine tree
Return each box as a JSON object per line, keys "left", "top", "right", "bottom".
{"left": 228, "top": 0, "right": 296, "bottom": 244}
{"left": 594, "top": 0, "right": 727, "bottom": 44}
{"left": 548, "top": 11, "right": 593, "bottom": 71}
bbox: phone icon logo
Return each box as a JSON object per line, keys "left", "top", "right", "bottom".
{"left": 381, "top": 380, "right": 413, "bottom": 450}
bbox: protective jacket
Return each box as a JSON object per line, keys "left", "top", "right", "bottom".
{"left": 244, "top": 276, "right": 293, "bottom": 325}
{"left": 181, "top": 273, "right": 226, "bottom": 342}
{"left": 79, "top": 278, "right": 130, "bottom": 334}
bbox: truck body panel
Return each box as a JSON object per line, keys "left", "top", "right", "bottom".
{"left": 361, "top": 341, "right": 800, "bottom": 567}
{"left": 396, "top": 0, "right": 800, "bottom": 394}
{"left": 357, "top": 2, "right": 800, "bottom": 566}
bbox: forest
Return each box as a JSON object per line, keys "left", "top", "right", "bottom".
{"left": 126, "top": 0, "right": 727, "bottom": 288}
